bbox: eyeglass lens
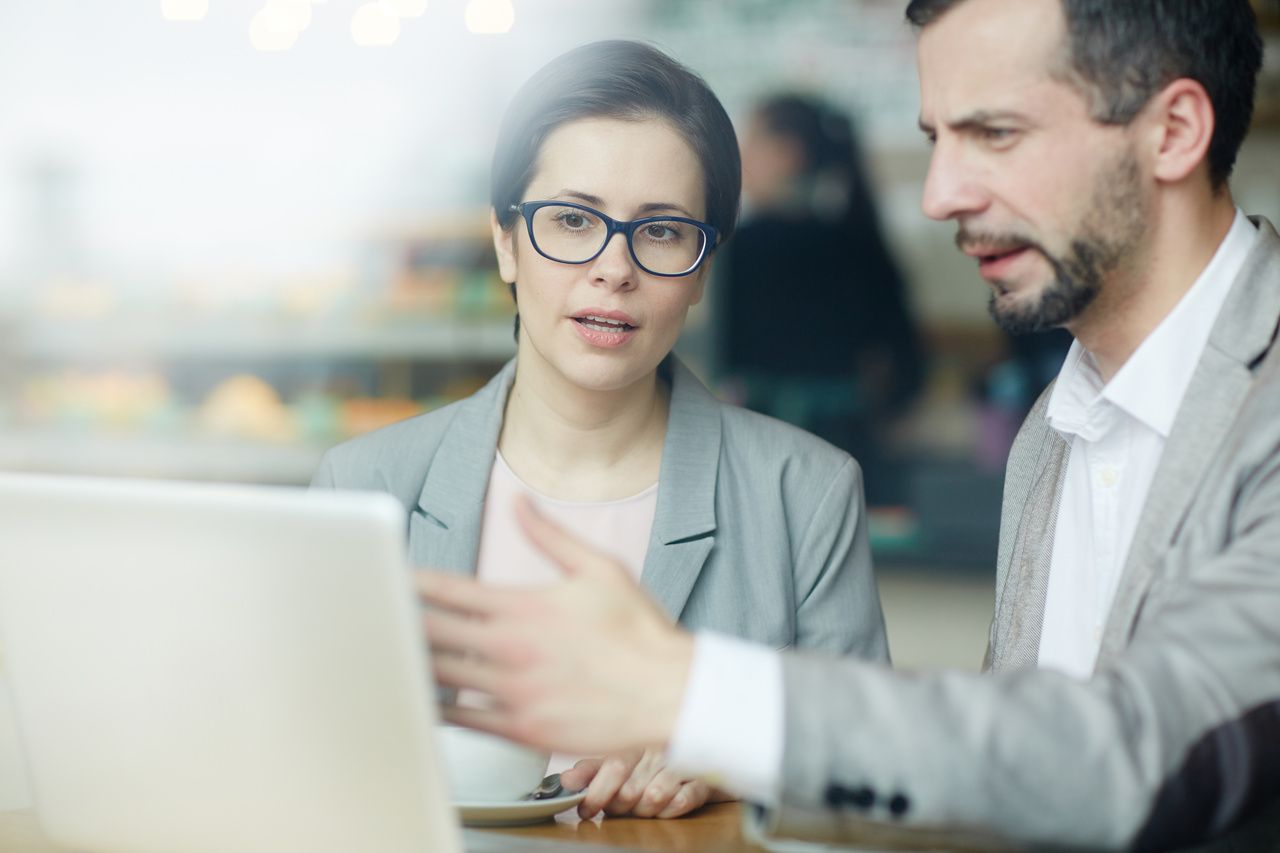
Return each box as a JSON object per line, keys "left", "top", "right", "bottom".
{"left": 530, "top": 204, "right": 706, "bottom": 275}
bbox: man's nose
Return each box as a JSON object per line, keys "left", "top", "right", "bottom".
{"left": 921, "top": 139, "right": 987, "bottom": 222}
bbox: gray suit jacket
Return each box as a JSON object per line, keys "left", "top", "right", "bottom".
{"left": 313, "top": 356, "right": 888, "bottom": 659}
{"left": 764, "top": 217, "right": 1280, "bottom": 851}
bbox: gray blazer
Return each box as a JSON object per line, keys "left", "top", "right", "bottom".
{"left": 313, "top": 356, "right": 888, "bottom": 659}
{"left": 762, "top": 217, "right": 1280, "bottom": 851}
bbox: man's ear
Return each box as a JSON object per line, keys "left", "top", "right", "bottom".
{"left": 491, "top": 208, "right": 519, "bottom": 284}
{"left": 1144, "top": 77, "right": 1215, "bottom": 185}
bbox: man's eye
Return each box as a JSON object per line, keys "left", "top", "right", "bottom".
{"left": 982, "top": 127, "right": 1017, "bottom": 143}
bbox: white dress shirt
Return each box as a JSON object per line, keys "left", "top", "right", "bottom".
{"left": 665, "top": 210, "right": 1258, "bottom": 804}
{"left": 1038, "top": 211, "right": 1255, "bottom": 676}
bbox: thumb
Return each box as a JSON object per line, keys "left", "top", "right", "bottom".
{"left": 514, "top": 495, "right": 619, "bottom": 580}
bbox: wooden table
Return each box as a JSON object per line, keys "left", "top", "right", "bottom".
{"left": 0, "top": 803, "right": 765, "bottom": 853}
{"left": 481, "top": 802, "right": 762, "bottom": 851}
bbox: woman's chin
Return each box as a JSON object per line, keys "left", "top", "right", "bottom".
{"left": 557, "top": 357, "right": 659, "bottom": 396}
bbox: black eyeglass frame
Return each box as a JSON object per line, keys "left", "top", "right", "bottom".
{"left": 509, "top": 200, "right": 719, "bottom": 278}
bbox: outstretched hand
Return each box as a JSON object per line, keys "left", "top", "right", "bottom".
{"left": 417, "top": 496, "right": 695, "bottom": 756}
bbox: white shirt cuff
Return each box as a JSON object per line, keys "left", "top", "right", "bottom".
{"left": 664, "top": 631, "right": 784, "bottom": 807}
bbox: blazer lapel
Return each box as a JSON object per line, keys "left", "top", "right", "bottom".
{"left": 640, "top": 358, "right": 720, "bottom": 622}
{"left": 990, "top": 422, "right": 1070, "bottom": 673}
{"left": 1102, "top": 217, "right": 1280, "bottom": 655}
{"left": 409, "top": 360, "right": 514, "bottom": 575}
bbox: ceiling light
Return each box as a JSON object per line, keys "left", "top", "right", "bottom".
{"left": 464, "top": 0, "right": 513, "bottom": 34}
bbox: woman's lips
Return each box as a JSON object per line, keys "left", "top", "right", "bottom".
{"left": 570, "top": 314, "right": 638, "bottom": 349}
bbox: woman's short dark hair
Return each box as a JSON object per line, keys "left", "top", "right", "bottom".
{"left": 490, "top": 40, "right": 741, "bottom": 244}
{"left": 904, "top": 0, "right": 1263, "bottom": 190}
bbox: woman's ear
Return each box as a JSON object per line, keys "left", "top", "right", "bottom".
{"left": 1144, "top": 77, "right": 1215, "bottom": 186}
{"left": 491, "top": 208, "right": 519, "bottom": 283}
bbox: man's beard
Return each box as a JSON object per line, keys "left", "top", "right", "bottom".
{"left": 965, "top": 151, "right": 1145, "bottom": 336}
{"left": 986, "top": 238, "right": 1111, "bottom": 335}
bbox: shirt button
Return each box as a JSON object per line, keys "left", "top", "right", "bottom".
{"left": 1099, "top": 466, "right": 1118, "bottom": 488}
{"left": 1092, "top": 626, "right": 1103, "bottom": 643}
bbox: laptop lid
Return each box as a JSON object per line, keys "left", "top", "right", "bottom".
{"left": 0, "top": 473, "right": 462, "bottom": 853}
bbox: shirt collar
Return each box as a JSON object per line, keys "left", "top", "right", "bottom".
{"left": 1048, "top": 209, "right": 1258, "bottom": 441}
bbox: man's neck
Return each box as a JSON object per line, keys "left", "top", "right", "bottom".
{"left": 1070, "top": 192, "right": 1238, "bottom": 382}
{"left": 498, "top": 346, "right": 668, "bottom": 502}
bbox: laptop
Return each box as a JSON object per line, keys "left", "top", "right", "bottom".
{"left": 0, "top": 473, "right": 463, "bottom": 853}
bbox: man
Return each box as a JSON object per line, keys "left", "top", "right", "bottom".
{"left": 421, "top": 0, "right": 1280, "bottom": 848}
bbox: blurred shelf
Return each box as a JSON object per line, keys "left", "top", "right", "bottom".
{"left": 0, "top": 430, "right": 330, "bottom": 486}
{"left": 9, "top": 318, "right": 516, "bottom": 362}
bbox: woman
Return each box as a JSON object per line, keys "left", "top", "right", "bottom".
{"left": 313, "top": 41, "right": 887, "bottom": 820}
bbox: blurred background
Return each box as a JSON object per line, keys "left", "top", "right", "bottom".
{"left": 0, "top": 0, "right": 1278, "bottom": 677}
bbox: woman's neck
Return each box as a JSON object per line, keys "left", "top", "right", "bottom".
{"left": 498, "top": 353, "right": 669, "bottom": 502}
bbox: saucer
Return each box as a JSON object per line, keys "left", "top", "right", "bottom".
{"left": 456, "top": 791, "right": 587, "bottom": 827}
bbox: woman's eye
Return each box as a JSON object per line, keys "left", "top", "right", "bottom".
{"left": 562, "top": 213, "right": 585, "bottom": 228}
{"left": 645, "top": 224, "right": 675, "bottom": 241}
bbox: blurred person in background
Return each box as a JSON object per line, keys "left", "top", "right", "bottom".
{"left": 313, "top": 40, "right": 888, "bottom": 821}
{"left": 720, "top": 94, "right": 924, "bottom": 504}
{"left": 419, "top": 0, "right": 1280, "bottom": 849}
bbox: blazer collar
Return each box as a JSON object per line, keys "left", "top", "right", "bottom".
{"left": 409, "top": 355, "right": 723, "bottom": 596}
{"left": 1102, "top": 216, "right": 1280, "bottom": 653}
{"left": 639, "top": 357, "right": 722, "bottom": 622}
{"left": 410, "top": 359, "right": 514, "bottom": 573}
{"left": 989, "top": 417, "right": 1070, "bottom": 673}
{"left": 651, "top": 356, "right": 721, "bottom": 544}
{"left": 1206, "top": 216, "right": 1280, "bottom": 368}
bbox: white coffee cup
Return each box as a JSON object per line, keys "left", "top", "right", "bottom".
{"left": 436, "top": 725, "right": 549, "bottom": 803}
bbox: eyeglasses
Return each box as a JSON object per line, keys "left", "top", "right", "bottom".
{"left": 509, "top": 200, "right": 718, "bottom": 278}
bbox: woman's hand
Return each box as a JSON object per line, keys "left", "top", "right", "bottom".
{"left": 561, "top": 749, "right": 721, "bottom": 819}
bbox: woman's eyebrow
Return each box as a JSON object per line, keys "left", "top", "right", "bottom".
{"left": 550, "top": 189, "right": 605, "bottom": 206}
{"left": 636, "top": 202, "right": 697, "bottom": 218}
{"left": 549, "top": 189, "right": 697, "bottom": 220}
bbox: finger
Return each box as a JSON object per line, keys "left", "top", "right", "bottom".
{"left": 424, "top": 609, "right": 499, "bottom": 657}
{"left": 415, "top": 570, "right": 519, "bottom": 616}
{"left": 427, "top": 612, "right": 540, "bottom": 676}
{"left": 560, "top": 758, "right": 602, "bottom": 794}
{"left": 431, "top": 650, "right": 505, "bottom": 695}
{"left": 656, "top": 780, "right": 710, "bottom": 819}
{"left": 578, "top": 753, "right": 638, "bottom": 820}
{"left": 514, "top": 496, "right": 621, "bottom": 580}
{"left": 629, "top": 768, "right": 685, "bottom": 818}
{"left": 608, "top": 751, "right": 665, "bottom": 816}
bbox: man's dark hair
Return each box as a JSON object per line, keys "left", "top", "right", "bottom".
{"left": 905, "top": 0, "right": 1263, "bottom": 189}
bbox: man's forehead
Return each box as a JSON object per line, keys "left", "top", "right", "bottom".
{"left": 916, "top": 0, "right": 1067, "bottom": 121}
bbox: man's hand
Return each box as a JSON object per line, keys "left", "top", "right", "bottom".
{"left": 417, "top": 496, "right": 695, "bottom": 756}
{"left": 561, "top": 749, "right": 726, "bottom": 819}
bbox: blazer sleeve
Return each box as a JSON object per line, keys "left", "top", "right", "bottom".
{"left": 789, "top": 456, "right": 890, "bottom": 663}
{"left": 759, "top": 442, "right": 1280, "bottom": 850}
